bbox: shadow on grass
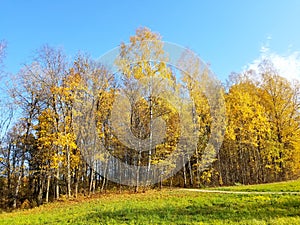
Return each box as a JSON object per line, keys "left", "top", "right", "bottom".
{"left": 80, "top": 194, "right": 300, "bottom": 224}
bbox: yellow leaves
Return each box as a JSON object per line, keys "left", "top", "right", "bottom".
{"left": 35, "top": 61, "right": 87, "bottom": 171}
{"left": 225, "top": 81, "right": 270, "bottom": 145}
{"left": 221, "top": 69, "right": 300, "bottom": 180}
{"left": 258, "top": 72, "right": 300, "bottom": 175}
{"left": 36, "top": 98, "right": 80, "bottom": 170}
{"left": 51, "top": 153, "right": 64, "bottom": 169}
{"left": 116, "top": 27, "right": 170, "bottom": 82}
{"left": 200, "top": 170, "right": 213, "bottom": 183}
{"left": 54, "top": 132, "right": 77, "bottom": 150}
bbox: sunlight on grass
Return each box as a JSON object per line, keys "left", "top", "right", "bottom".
{"left": 211, "top": 179, "right": 300, "bottom": 192}
{"left": 1, "top": 180, "right": 300, "bottom": 224}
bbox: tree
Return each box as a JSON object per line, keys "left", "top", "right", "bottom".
{"left": 177, "top": 49, "right": 226, "bottom": 187}
{"left": 221, "top": 74, "right": 271, "bottom": 184}
{"left": 10, "top": 45, "right": 67, "bottom": 203}
{"left": 219, "top": 66, "right": 300, "bottom": 185}
{"left": 258, "top": 61, "right": 300, "bottom": 180}
{"left": 115, "top": 27, "right": 177, "bottom": 190}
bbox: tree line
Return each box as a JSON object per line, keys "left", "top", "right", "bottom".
{"left": 0, "top": 28, "right": 299, "bottom": 210}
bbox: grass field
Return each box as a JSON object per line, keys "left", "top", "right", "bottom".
{"left": 0, "top": 180, "right": 300, "bottom": 225}
{"left": 212, "top": 179, "right": 300, "bottom": 193}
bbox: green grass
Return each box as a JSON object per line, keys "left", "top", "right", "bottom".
{"left": 211, "top": 179, "right": 300, "bottom": 192}
{"left": 0, "top": 180, "right": 300, "bottom": 224}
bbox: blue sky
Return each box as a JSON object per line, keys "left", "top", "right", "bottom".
{"left": 1, "top": 0, "right": 300, "bottom": 81}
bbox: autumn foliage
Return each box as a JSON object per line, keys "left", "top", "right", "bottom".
{"left": 0, "top": 28, "right": 299, "bottom": 209}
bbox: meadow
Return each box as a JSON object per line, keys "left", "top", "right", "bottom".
{"left": 0, "top": 180, "right": 300, "bottom": 225}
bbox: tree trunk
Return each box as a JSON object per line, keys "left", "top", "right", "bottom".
{"left": 89, "top": 165, "right": 94, "bottom": 196}
{"left": 13, "top": 171, "right": 22, "bottom": 208}
{"left": 13, "top": 149, "right": 25, "bottom": 209}
{"left": 135, "top": 136, "right": 142, "bottom": 193}
{"left": 192, "top": 103, "right": 200, "bottom": 187}
{"left": 217, "top": 151, "right": 223, "bottom": 186}
{"left": 37, "top": 174, "right": 44, "bottom": 206}
{"left": 45, "top": 174, "right": 51, "bottom": 203}
{"left": 147, "top": 81, "right": 153, "bottom": 185}
{"left": 6, "top": 144, "right": 12, "bottom": 198}
{"left": 56, "top": 167, "right": 60, "bottom": 199}
{"left": 74, "top": 169, "right": 79, "bottom": 199}
{"left": 182, "top": 154, "right": 187, "bottom": 188}
{"left": 187, "top": 154, "right": 193, "bottom": 187}
{"left": 66, "top": 146, "right": 71, "bottom": 198}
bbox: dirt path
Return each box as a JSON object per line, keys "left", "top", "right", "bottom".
{"left": 180, "top": 188, "right": 300, "bottom": 195}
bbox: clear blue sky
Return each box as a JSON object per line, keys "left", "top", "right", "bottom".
{"left": 1, "top": 0, "right": 300, "bottom": 81}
